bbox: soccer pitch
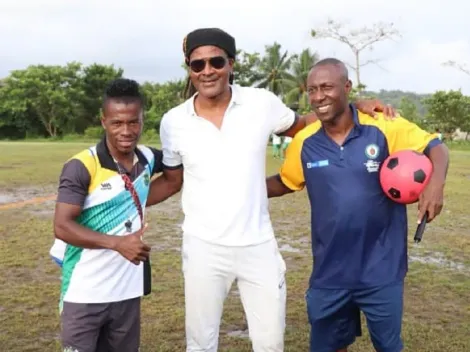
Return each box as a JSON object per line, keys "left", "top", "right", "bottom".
{"left": 0, "top": 141, "right": 469, "bottom": 351}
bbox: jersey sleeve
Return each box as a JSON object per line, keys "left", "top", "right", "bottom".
{"left": 149, "top": 147, "right": 164, "bottom": 175}
{"left": 279, "top": 135, "right": 305, "bottom": 191}
{"left": 264, "top": 90, "right": 297, "bottom": 135}
{"left": 160, "top": 114, "right": 183, "bottom": 169}
{"left": 56, "top": 159, "right": 91, "bottom": 207}
{"left": 385, "top": 116, "right": 442, "bottom": 156}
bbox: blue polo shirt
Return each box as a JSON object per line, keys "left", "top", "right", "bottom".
{"left": 279, "top": 105, "right": 441, "bottom": 289}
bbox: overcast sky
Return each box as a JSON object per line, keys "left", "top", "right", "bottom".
{"left": 1, "top": 0, "right": 468, "bottom": 94}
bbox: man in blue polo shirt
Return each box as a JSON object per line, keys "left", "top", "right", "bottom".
{"left": 266, "top": 58, "right": 449, "bottom": 352}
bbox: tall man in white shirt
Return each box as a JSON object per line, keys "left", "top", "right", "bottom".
{"left": 146, "top": 28, "right": 396, "bottom": 352}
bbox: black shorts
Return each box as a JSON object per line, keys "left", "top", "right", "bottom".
{"left": 61, "top": 297, "right": 141, "bottom": 352}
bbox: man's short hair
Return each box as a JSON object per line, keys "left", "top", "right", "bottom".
{"left": 102, "top": 78, "right": 144, "bottom": 112}
{"left": 311, "top": 58, "right": 349, "bottom": 81}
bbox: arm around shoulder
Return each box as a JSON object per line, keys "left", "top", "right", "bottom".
{"left": 267, "top": 132, "right": 306, "bottom": 197}
{"left": 146, "top": 114, "right": 184, "bottom": 207}
{"left": 147, "top": 166, "right": 183, "bottom": 207}
{"left": 266, "top": 174, "right": 294, "bottom": 198}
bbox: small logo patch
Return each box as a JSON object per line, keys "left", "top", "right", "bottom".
{"left": 364, "top": 160, "right": 380, "bottom": 173}
{"left": 365, "top": 144, "right": 379, "bottom": 159}
{"left": 143, "top": 172, "right": 150, "bottom": 186}
{"left": 100, "top": 182, "right": 112, "bottom": 190}
{"left": 306, "top": 160, "right": 329, "bottom": 169}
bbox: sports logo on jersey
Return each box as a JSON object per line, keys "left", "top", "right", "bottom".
{"left": 364, "top": 160, "right": 380, "bottom": 173}
{"left": 143, "top": 172, "right": 150, "bottom": 186}
{"left": 365, "top": 144, "right": 379, "bottom": 159}
{"left": 306, "top": 160, "right": 329, "bottom": 169}
{"left": 100, "top": 182, "right": 112, "bottom": 190}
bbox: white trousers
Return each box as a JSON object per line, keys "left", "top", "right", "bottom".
{"left": 181, "top": 235, "right": 287, "bottom": 352}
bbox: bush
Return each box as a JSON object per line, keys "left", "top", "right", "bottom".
{"left": 84, "top": 126, "right": 104, "bottom": 139}
{"left": 140, "top": 129, "right": 160, "bottom": 146}
{"left": 446, "top": 140, "right": 470, "bottom": 151}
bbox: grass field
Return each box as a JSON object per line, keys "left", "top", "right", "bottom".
{"left": 0, "top": 141, "right": 469, "bottom": 352}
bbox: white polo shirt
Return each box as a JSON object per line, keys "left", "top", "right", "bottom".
{"left": 160, "top": 85, "right": 296, "bottom": 246}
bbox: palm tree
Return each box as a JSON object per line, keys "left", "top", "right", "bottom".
{"left": 255, "top": 42, "right": 294, "bottom": 96}
{"left": 282, "top": 48, "right": 319, "bottom": 113}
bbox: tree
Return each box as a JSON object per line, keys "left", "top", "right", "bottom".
{"left": 255, "top": 42, "right": 294, "bottom": 96}
{"left": 442, "top": 60, "right": 470, "bottom": 76}
{"left": 283, "top": 48, "right": 319, "bottom": 113}
{"left": 311, "top": 19, "right": 400, "bottom": 89}
{"left": 142, "top": 80, "right": 185, "bottom": 132}
{"left": 423, "top": 90, "right": 470, "bottom": 136}
{"left": 399, "top": 97, "right": 421, "bottom": 125}
{"left": 0, "top": 63, "right": 85, "bottom": 137}
{"left": 233, "top": 50, "right": 262, "bottom": 87}
{"left": 78, "top": 63, "right": 124, "bottom": 131}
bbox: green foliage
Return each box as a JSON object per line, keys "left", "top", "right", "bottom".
{"left": 140, "top": 129, "right": 161, "bottom": 145}
{"left": 423, "top": 90, "right": 470, "bottom": 134}
{"left": 399, "top": 97, "right": 421, "bottom": 125}
{"left": 363, "top": 89, "right": 430, "bottom": 115}
{"left": 0, "top": 43, "right": 469, "bottom": 141}
{"left": 141, "top": 80, "right": 185, "bottom": 132}
{"left": 445, "top": 140, "right": 470, "bottom": 151}
{"left": 0, "top": 63, "right": 122, "bottom": 138}
{"left": 233, "top": 50, "right": 262, "bottom": 86}
{"left": 84, "top": 126, "right": 104, "bottom": 139}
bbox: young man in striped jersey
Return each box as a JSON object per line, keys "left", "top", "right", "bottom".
{"left": 52, "top": 78, "right": 164, "bottom": 352}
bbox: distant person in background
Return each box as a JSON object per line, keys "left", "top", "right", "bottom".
{"left": 144, "top": 27, "right": 398, "bottom": 352}
{"left": 272, "top": 133, "right": 282, "bottom": 158}
{"left": 281, "top": 136, "right": 292, "bottom": 159}
{"left": 266, "top": 58, "right": 449, "bottom": 352}
{"left": 51, "top": 78, "right": 163, "bottom": 352}
{"left": 436, "top": 128, "right": 443, "bottom": 140}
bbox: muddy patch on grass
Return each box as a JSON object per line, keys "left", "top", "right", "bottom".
{"left": 409, "top": 252, "right": 468, "bottom": 272}
{"left": 279, "top": 243, "right": 301, "bottom": 253}
{"left": 0, "top": 186, "right": 56, "bottom": 208}
{"left": 0, "top": 194, "right": 16, "bottom": 204}
{"left": 3, "top": 266, "right": 61, "bottom": 285}
{"left": 147, "top": 194, "right": 184, "bottom": 218}
{"left": 28, "top": 208, "right": 55, "bottom": 218}
{"left": 39, "top": 332, "right": 60, "bottom": 342}
{"left": 227, "top": 329, "right": 249, "bottom": 338}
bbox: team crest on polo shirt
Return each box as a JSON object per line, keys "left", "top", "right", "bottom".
{"left": 143, "top": 172, "right": 150, "bottom": 186}
{"left": 365, "top": 144, "right": 379, "bottom": 159}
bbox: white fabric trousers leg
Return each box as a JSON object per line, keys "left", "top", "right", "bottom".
{"left": 182, "top": 235, "right": 287, "bottom": 352}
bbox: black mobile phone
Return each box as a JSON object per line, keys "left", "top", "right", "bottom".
{"left": 143, "top": 259, "right": 152, "bottom": 296}
{"left": 414, "top": 212, "right": 429, "bottom": 243}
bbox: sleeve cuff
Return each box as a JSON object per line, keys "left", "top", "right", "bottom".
{"left": 279, "top": 173, "right": 303, "bottom": 191}
{"left": 274, "top": 111, "right": 298, "bottom": 135}
{"left": 163, "top": 163, "right": 183, "bottom": 170}
{"left": 424, "top": 138, "right": 442, "bottom": 156}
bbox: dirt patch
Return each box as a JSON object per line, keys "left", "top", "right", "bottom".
{"left": 28, "top": 208, "right": 55, "bottom": 218}
{"left": 409, "top": 252, "right": 468, "bottom": 272}
{"left": 0, "top": 194, "right": 16, "bottom": 204}
{"left": 227, "top": 329, "right": 249, "bottom": 338}
{"left": 0, "top": 186, "right": 56, "bottom": 210}
{"left": 279, "top": 243, "right": 301, "bottom": 253}
{"left": 39, "top": 332, "right": 60, "bottom": 342}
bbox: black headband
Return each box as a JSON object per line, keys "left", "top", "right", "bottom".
{"left": 183, "top": 28, "right": 236, "bottom": 63}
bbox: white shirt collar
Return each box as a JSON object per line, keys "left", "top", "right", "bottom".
{"left": 186, "top": 84, "right": 242, "bottom": 116}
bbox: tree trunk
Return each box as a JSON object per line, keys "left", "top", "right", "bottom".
{"left": 355, "top": 50, "right": 361, "bottom": 88}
